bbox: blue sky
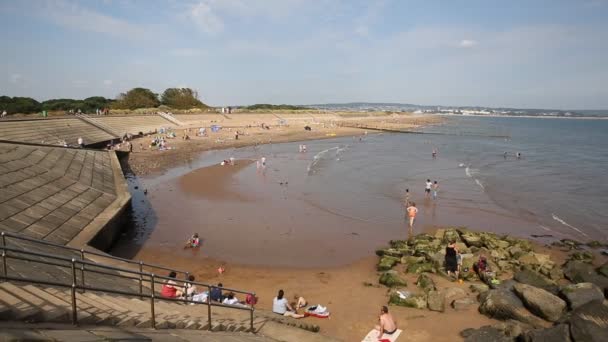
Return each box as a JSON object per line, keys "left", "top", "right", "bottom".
{"left": 1, "top": 0, "right": 607, "bottom": 109}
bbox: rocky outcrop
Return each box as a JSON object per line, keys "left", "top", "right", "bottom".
{"left": 514, "top": 267, "right": 559, "bottom": 294}
{"left": 461, "top": 326, "right": 514, "bottom": 342}
{"left": 379, "top": 270, "right": 407, "bottom": 287}
{"left": 377, "top": 256, "right": 399, "bottom": 271}
{"left": 453, "top": 297, "right": 477, "bottom": 310}
{"left": 478, "top": 289, "right": 546, "bottom": 327}
{"left": 559, "top": 282, "right": 604, "bottom": 310}
{"left": 389, "top": 292, "right": 427, "bottom": 309}
{"left": 567, "top": 300, "right": 608, "bottom": 342}
{"left": 522, "top": 324, "right": 571, "bottom": 342}
{"left": 513, "top": 283, "right": 566, "bottom": 322}
{"left": 416, "top": 273, "right": 436, "bottom": 292}
{"left": 563, "top": 260, "right": 608, "bottom": 291}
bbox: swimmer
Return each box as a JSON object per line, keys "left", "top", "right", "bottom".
{"left": 516, "top": 152, "right": 521, "bottom": 159}
{"left": 432, "top": 148, "right": 437, "bottom": 159}
{"left": 261, "top": 157, "right": 266, "bottom": 167}
{"left": 432, "top": 181, "right": 439, "bottom": 199}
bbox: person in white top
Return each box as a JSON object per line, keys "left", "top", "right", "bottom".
{"left": 425, "top": 179, "right": 432, "bottom": 197}
{"left": 222, "top": 292, "right": 240, "bottom": 305}
{"left": 272, "top": 290, "right": 304, "bottom": 318}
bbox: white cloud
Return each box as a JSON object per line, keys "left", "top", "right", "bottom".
{"left": 103, "top": 79, "right": 113, "bottom": 86}
{"left": 459, "top": 39, "right": 478, "bottom": 48}
{"left": 170, "top": 48, "right": 206, "bottom": 57}
{"left": 10, "top": 73, "right": 22, "bottom": 83}
{"left": 188, "top": 2, "right": 224, "bottom": 34}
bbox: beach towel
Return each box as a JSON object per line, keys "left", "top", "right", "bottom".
{"left": 361, "top": 329, "right": 402, "bottom": 342}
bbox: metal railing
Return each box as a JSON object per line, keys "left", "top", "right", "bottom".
{"left": 0, "top": 232, "right": 256, "bottom": 331}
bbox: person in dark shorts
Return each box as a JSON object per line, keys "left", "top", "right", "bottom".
{"left": 445, "top": 241, "right": 459, "bottom": 279}
{"left": 425, "top": 179, "right": 432, "bottom": 197}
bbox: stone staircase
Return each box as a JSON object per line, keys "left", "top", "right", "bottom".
{"left": 0, "top": 118, "right": 116, "bottom": 146}
{"left": 158, "top": 112, "right": 185, "bottom": 126}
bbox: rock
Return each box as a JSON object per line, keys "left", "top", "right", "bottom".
{"left": 407, "top": 262, "right": 435, "bottom": 274}
{"left": 444, "top": 287, "right": 468, "bottom": 302}
{"left": 377, "top": 256, "right": 399, "bottom": 271}
{"left": 479, "top": 289, "right": 546, "bottom": 327}
{"left": 434, "top": 229, "right": 446, "bottom": 240}
{"left": 507, "top": 245, "right": 525, "bottom": 259}
{"left": 587, "top": 240, "right": 606, "bottom": 249}
{"left": 375, "top": 248, "right": 404, "bottom": 258}
{"left": 568, "top": 300, "right": 608, "bottom": 342}
{"left": 379, "top": 270, "right": 407, "bottom": 287}
{"left": 598, "top": 262, "right": 608, "bottom": 278}
{"left": 492, "top": 320, "right": 534, "bottom": 339}
{"left": 462, "top": 233, "right": 483, "bottom": 248}
{"left": 563, "top": 260, "right": 608, "bottom": 290}
{"left": 461, "top": 326, "right": 514, "bottom": 342}
{"left": 514, "top": 267, "right": 559, "bottom": 295}
{"left": 389, "top": 239, "right": 409, "bottom": 250}
{"left": 560, "top": 238, "right": 582, "bottom": 250}
{"left": 518, "top": 253, "right": 552, "bottom": 268}
{"left": 443, "top": 228, "right": 461, "bottom": 243}
{"left": 401, "top": 255, "right": 424, "bottom": 266}
{"left": 546, "top": 266, "right": 564, "bottom": 281}
{"left": 522, "top": 324, "right": 571, "bottom": 342}
{"left": 455, "top": 242, "right": 471, "bottom": 254}
{"left": 429, "top": 251, "right": 446, "bottom": 270}
{"left": 569, "top": 251, "right": 594, "bottom": 262}
{"left": 513, "top": 283, "right": 566, "bottom": 322}
{"left": 452, "top": 297, "right": 477, "bottom": 310}
{"left": 389, "top": 293, "right": 427, "bottom": 309}
{"left": 427, "top": 290, "right": 445, "bottom": 312}
{"left": 559, "top": 282, "right": 604, "bottom": 310}
{"left": 470, "top": 283, "right": 490, "bottom": 294}
{"left": 416, "top": 273, "right": 436, "bottom": 292}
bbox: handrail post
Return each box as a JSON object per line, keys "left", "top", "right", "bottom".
{"left": 139, "top": 262, "right": 143, "bottom": 296}
{"left": 150, "top": 274, "right": 156, "bottom": 329}
{"left": 80, "top": 249, "right": 86, "bottom": 293}
{"left": 1, "top": 232, "right": 6, "bottom": 281}
{"left": 207, "top": 285, "right": 212, "bottom": 329}
{"left": 250, "top": 296, "right": 254, "bottom": 332}
{"left": 70, "top": 258, "right": 78, "bottom": 325}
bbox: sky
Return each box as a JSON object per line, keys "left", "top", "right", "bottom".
{"left": 1, "top": 0, "right": 607, "bottom": 109}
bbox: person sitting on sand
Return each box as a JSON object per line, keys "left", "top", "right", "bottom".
{"left": 210, "top": 283, "right": 224, "bottom": 302}
{"left": 273, "top": 290, "right": 305, "bottom": 318}
{"left": 222, "top": 292, "right": 239, "bottom": 305}
{"left": 293, "top": 294, "right": 307, "bottom": 309}
{"left": 185, "top": 233, "right": 200, "bottom": 248}
{"left": 374, "top": 306, "right": 397, "bottom": 339}
{"left": 445, "top": 241, "right": 459, "bottom": 279}
{"left": 160, "top": 271, "right": 183, "bottom": 298}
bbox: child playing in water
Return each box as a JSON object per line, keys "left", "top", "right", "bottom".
{"left": 185, "top": 233, "right": 200, "bottom": 248}
{"left": 406, "top": 202, "right": 418, "bottom": 238}
{"left": 432, "top": 181, "right": 439, "bottom": 199}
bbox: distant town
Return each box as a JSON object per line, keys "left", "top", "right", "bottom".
{"left": 306, "top": 102, "right": 608, "bottom": 118}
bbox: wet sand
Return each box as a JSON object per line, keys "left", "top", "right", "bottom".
{"left": 179, "top": 160, "right": 255, "bottom": 201}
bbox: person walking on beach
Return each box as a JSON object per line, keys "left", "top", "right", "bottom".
{"left": 425, "top": 179, "right": 432, "bottom": 197}
{"left": 432, "top": 181, "right": 439, "bottom": 199}
{"left": 406, "top": 202, "right": 418, "bottom": 238}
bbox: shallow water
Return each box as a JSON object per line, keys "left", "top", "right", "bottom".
{"left": 112, "top": 116, "right": 608, "bottom": 267}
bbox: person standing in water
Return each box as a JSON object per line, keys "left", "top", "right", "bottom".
{"left": 425, "top": 179, "right": 432, "bottom": 197}
{"left": 432, "top": 181, "right": 439, "bottom": 199}
{"left": 516, "top": 152, "right": 522, "bottom": 159}
{"left": 406, "top": 202, "right": 418, "bottom": 238}
{"left": 503, "top": 151, "right": 508, "bottom": 159}
{"left": 432, "top": 148, "right": 437, "bottom": 159}
{"left": 404, "top": 188, "right": 410, "bottom": 207}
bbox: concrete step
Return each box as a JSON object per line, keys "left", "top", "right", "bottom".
{"left": 0, "top": 282, "right": 69, "bottom": 323}
{"left": 0, "top": 287, "right": 44, "bottom": 321}
{"left": 18, "top": 284, "right": 97, "bottom": 324}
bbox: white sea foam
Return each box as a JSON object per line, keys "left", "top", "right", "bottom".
{"left": 551, "top": 214, "right": 588, "bottom": 237}
{"left": 475, "top": 179, "right": 485, "bottom": 190}
{"left": 465, "top": 167, "right": 471, "bottom": 177}
{"left": 307, "top": 146, "right": 339, "bottom": 174}
{"left": 539, "top": 225, "right": 553, "bottom": 232}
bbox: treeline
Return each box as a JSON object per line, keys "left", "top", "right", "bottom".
{"left": 245, "top": 104, "right": 308, "bottom": 110}
{"left": 0, "top": 87, "right": 208, "bottom": 115}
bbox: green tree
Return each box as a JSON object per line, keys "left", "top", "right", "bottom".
{"left": 112, "top": 88, "right": 160, "bottom": 110}
{"left": 160, "top": 88, "right": 206, "bottom": 109}
{"left": 0, "top": 96, "right": 42, "bottom": 114}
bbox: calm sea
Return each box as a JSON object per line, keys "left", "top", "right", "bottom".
{"left": 117, "top": 116, "right": 608, "bottom": 267}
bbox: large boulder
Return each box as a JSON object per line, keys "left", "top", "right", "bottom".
{"left": 453, "top": 297, "right": 477, "bottom": 310}
{"left": 559, "top": 282, "right": 604, "bottom": 310}
{"left": 375, "top": 248, "right": 404, "bottom": 258}
{"left": 567, "top": 300, "right": 608, "bottom": 342}
{"left": 522, "top": 324, "right": 571, "bottom": 342}
{"left": 513, "top": 283, "right": 566, "bottom": 322}
{"left": 479, "top": 289, "right": 546, "bottom": 327}
{"left": 518, "top": 253, "right": 552, "bottom": 269}
{"left": 563, "top": 260, "right": 608, "bottom": 290}
{"left": 416, "top": 273, "right": 436, "bottom": 292}
{"left": 444, "top": 287, "right": 468, "bottom": 302}
{"left": 427, "top": 290, "right": 446, "bottom": 312}
{"left": 568, "top": 251, "right": 594, "bottom": 263}
{"left": 443, "top": 229, "right": 461, "bottom": 243}
{"left": 462, "top": 233, "right": 483, "bottom": 248}
{"left": 461, "top": 326, "right": 514, "bottom": 342}
{"left": 379, "top": 270, "right": 407, "bottom": 287}
{"left": 389, "top": 292, "right": 427, "bottom": 309}
{"left": 470, "top": 283, "right": 490, "bottom": 294}
{"left": 514, "top": 267, "right": 559, "bottom": 295}
{"left": 492, "top": 320, "right": 534, "bottom": 339}
{"left": 377, "top": 256, "right": 399, "bottom": 271}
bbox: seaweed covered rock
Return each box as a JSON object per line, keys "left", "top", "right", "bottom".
{"left": 407, "top": 262, "right": 436, "bottom": 274}
{"left": 567, "top": 300, "right": 608, "bottom": 342}
{"left": 513, "top": 283, "right": 566, "bottom": 322}
{"left": 377, "top": 256, "right": 399, "bottom": 271}
{"left": 559, "top": 282, "right": 604, "bottom": 310}
{"left": 569, "top": 251, "right": 594, "bottom": 263}
{"left": 427, "top": 290, "right": 446, "bottom": 312}
{"left": 389, "top": 292, "right": 427, "bottom": 309}
{"left": 461, "top": 326, "right": 514, "bottom": 342}
{"left": 416, "top": 273, "right": 436, "bottom": 292}
{"left": 379, "top": 270, "right": 407, "bottom": 287}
